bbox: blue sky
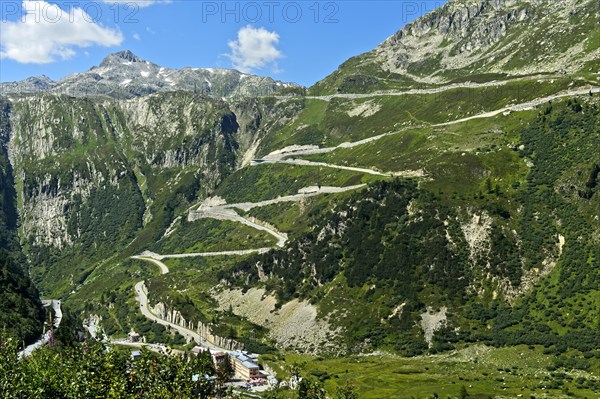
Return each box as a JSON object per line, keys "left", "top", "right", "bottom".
{"left": 0, "top": 0, "right": 447, "bottom": 86}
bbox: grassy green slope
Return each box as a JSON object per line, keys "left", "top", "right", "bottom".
{"left": 219, "top": 97, "right": 599, "bottom": 359}
{"left": 154, "top": 218, "right": 277, "bottom": 254}
{"left": 310, "top": 0, "right": 600, "bottom": 95}
{"left": 8, "top": 93, "right": 241, "bottom": 297}
{"left": 266, "top": 345, "right": 600, "bottom": 399}
{"left": 213, "top": 162, "right": 375, "bottom": 203}
{"left": 261, "top": 77, "right": 590, "bottom": 156}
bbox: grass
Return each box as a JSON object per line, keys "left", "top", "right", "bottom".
{"left": 263, "top": 77, "right": 585, "bottom": 156}
{"left": 257, "top": 99, "right": 330, "bottom": 153}
{"left": 245, "top": 188, "right": 360, "bottom": 237}
{"left": 64, "top": 256, "right": 163, "bottom": 338}
{"left": 132, "top": 166, "right": 150, "bottom": 203}
{"left": 308, "top": 0, "right": 599, "bottom": 95}
{"left": 63, "top": 251, "right": 278, "bottom": 350}
{"left": 523, "top": 264, "right": 600, "bottom": 334}
{"left": 64, "top": 245, "right": 599, "bottom": 398}
{"left": 144, "top": 256, "right": 276, "bottom": 349}
{"left": 300, "top": 110, "right": 538, "bottom": 197}
{"left": 213, "top": 162, "right": 377, "bottom": 203}
{"left": 14, "top": 61, "right": 599, "bottom": 399}
{"left": 154, "top": 218, "right": 277, "bottom": 254}
{"left": 262, "top": 345, "right": 600, "bottom": 399}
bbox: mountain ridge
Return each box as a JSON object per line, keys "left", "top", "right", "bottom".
{"left": 312, "top": 0, "right": 600, "bottom": 93}
{"left": 0, "top": 50, "right": 299, "bottom": 99}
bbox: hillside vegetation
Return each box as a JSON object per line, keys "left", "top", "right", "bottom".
{"left": 0, "top": 100, "right": 44, "bottom": 344}
{"left": 221, "top": 98, "right": 599, "bottom": 354}
{"left": 0, "top": 0, "right": 599, "bottom": 396}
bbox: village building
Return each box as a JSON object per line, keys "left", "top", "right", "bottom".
{"left": 128, "top": 331, "right": 141, "bottom": 343}
{"left": 191, "top": 346, "right": 265, "bottom": 382}
{"left": 131, "top": 350, "right": 141, "bottom": 360}
{"left": 211, "top": 351, "right": 227, "bottom": 366}
{"left": 230, "top": 350, "right": 260, "bottom": 380}
{"left": 191, "top": 346, "right": 228, "bottom": 368}
{"left": 191, "top": 346, "right": 203, "bottom": 355}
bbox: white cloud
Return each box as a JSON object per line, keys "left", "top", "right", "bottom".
{"left": 133, "top": 33, "right": 141, "bottom": 41}
{"left": 0, "top": 0, "right": 123, "bottom": 64}
{"left": 100, "top": 0, "right": 171, "bottom": 8}
{"left": 227, "top": 25, "right": 283, "bottom": 73}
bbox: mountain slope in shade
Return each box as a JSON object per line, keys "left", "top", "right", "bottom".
{"left": 0, "top": 100, "right": 44, "bottom": 344}
{"left": 313, "top": 0, "right": 600, "bottom": 93}
{"left": 1, "top": 50, "right": 298, "bottom": 99}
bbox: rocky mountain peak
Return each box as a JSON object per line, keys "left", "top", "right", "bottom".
{"left": 401, "top": 0, "right": 598, "bottom": 64}
{"left": 99, "top": 50, "right": 146, "bottom": 67}
{"left": 1, "top": 51, "right": 299, "bottom": 99}
{"left": 24, "top": 75, "right": 54, "bottom": 86}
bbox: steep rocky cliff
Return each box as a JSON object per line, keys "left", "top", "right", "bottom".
{"left": 3, "top": 93, "right": 240, "bottom": 290}
{"left": 379, "top": 0, "right": 598, "bottom": 75}
{"left": 151, "top": 301, "right": 243, "bottom": 351}
{"left": 0, "top": 98, "right": 45, "bottom": 344}
{"left": 2, "top": 92, "right": 291, "bottom": 296}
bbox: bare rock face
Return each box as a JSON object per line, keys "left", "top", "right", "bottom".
{"left": 4, "top": 93, "right": 245, "bottom": 253}
{"left": 152, "top": 302, "right": 187, "bottom": 326}
{"left": 420, "top": 306, "right": 448, "bottom": 347}
{"left": 377, "top": 0, "right": 595, "bottom": 76}
{"left": 214, "top": 287, "right": 343, "bottom": 355}
{"left": 117, "top": 93, "right": 239, "bottom": 171}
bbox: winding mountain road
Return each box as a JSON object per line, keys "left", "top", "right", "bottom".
{"left": 127, "top": 83, "right": 599, "bottom": 355}
{"left": 194, "top": 184, "right": 367, "bottom": 214}
{"left": 130, "top": 184, "right": 374, "bottom": 350}
{"left": 433, "top": 87, "right": 600, "bottom": 127}
{"left": 131, "top": 256, "right": 228, "bottom": 351}
{"left": 256, "top": 158, "right": 417, "bottom": 177}
{"left": 131, "top": 255, "right": 169, "bottom": 274}
{"left": 265, "top": 86, "right": 600, "bottom": 164}
{"left": 278, "top": 76, "right": 594, "bottom": 102}
{"left": 188, "top": 207, "right": 287, "bottom": 248}
{"left": 257, "top": 144, "right": 423, "bottom": 176}
{"left": 175, "top": 86, "right": 600, "bottom": 261}
{"left": 138, "top": 248, "right": 272, "bottom": 261}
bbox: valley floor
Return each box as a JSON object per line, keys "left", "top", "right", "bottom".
{"left": 265, "top": 345, "right": 600, "bottom": 399}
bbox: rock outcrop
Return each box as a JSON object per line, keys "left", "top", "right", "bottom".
{"left": 152, "top": 302, "right": 243, "bottom": 351}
